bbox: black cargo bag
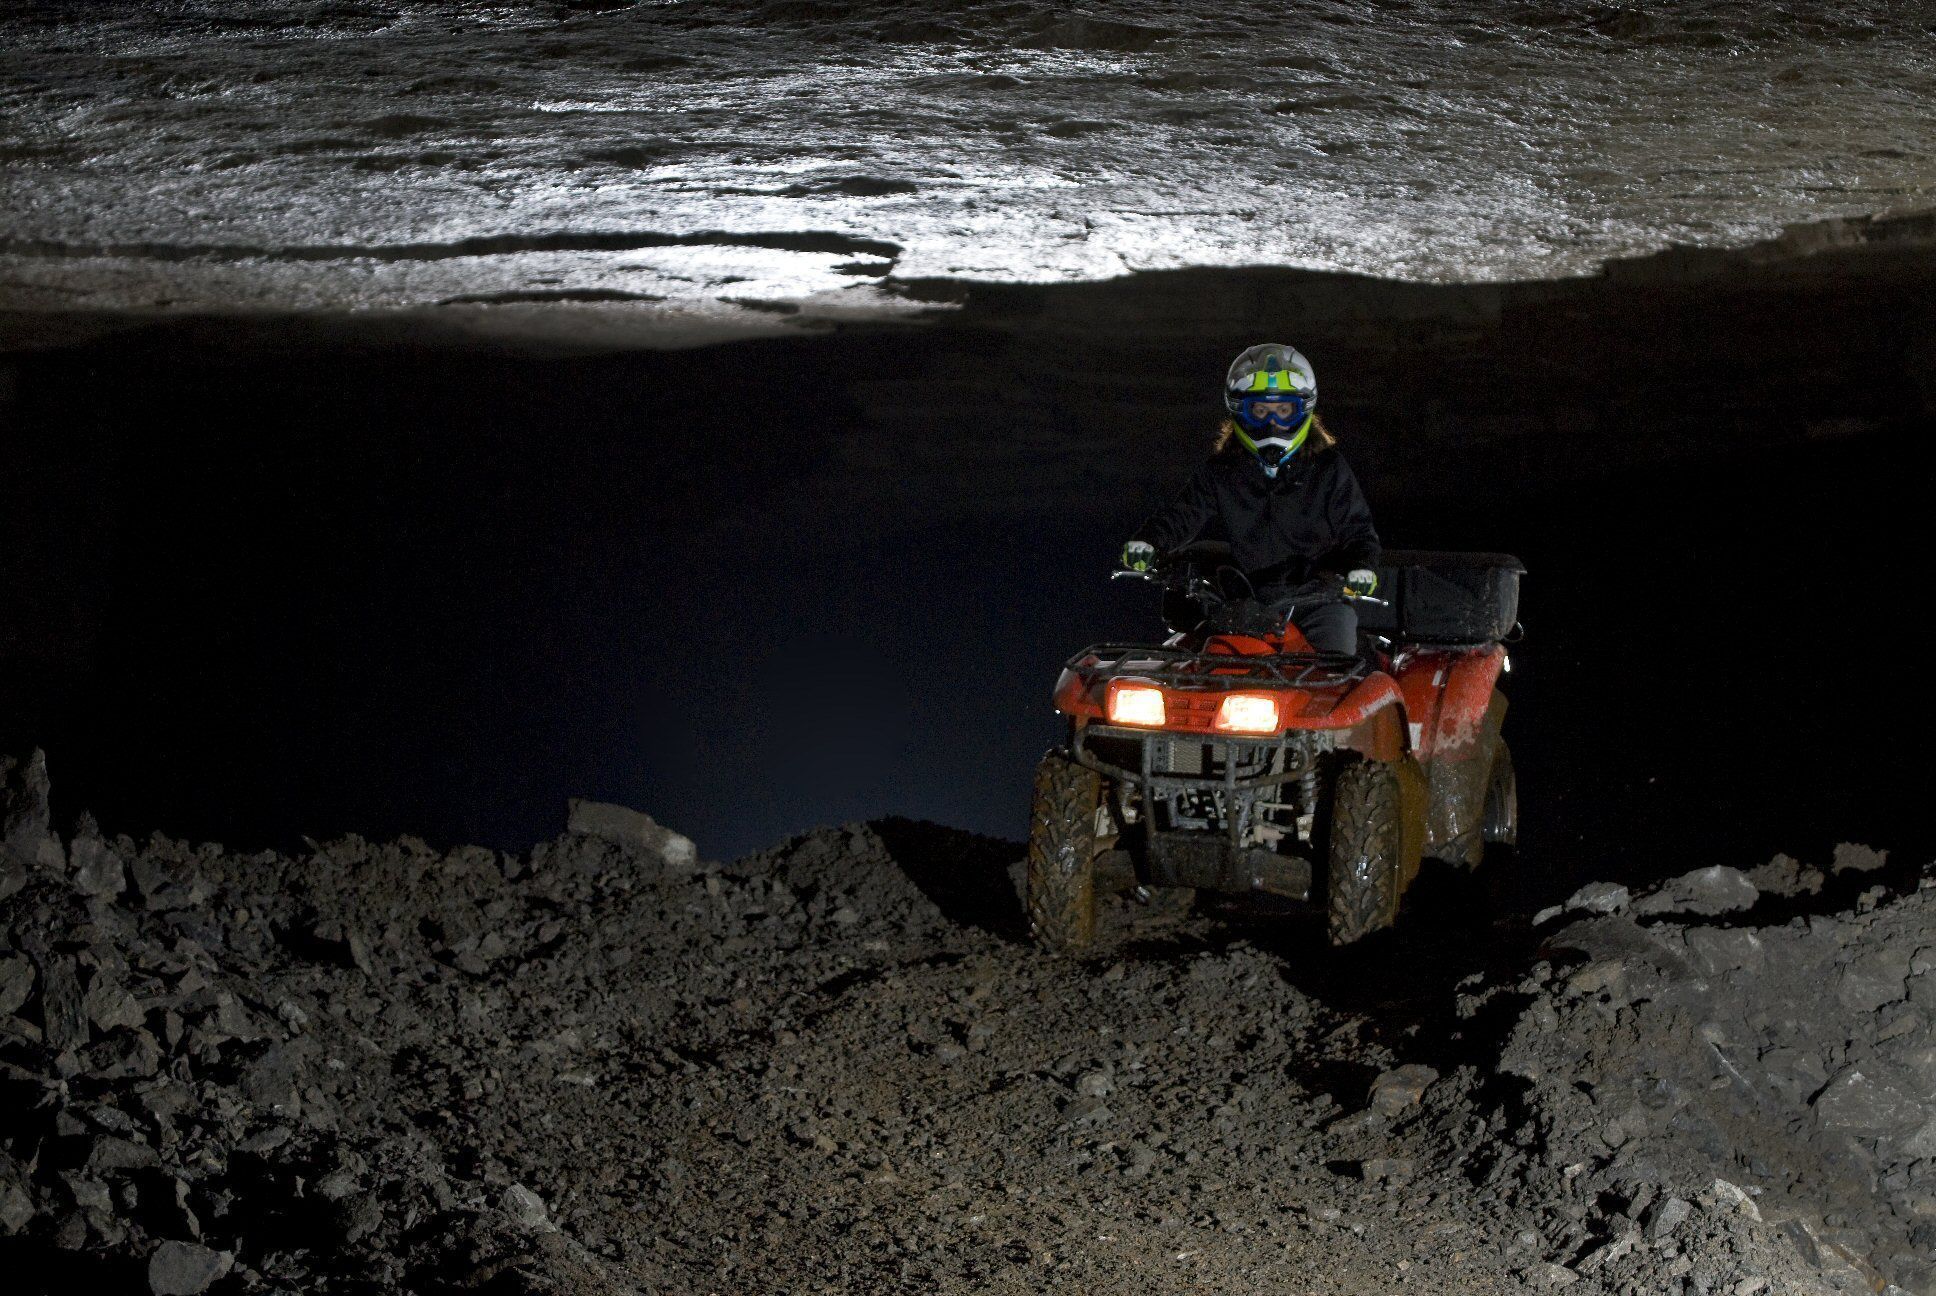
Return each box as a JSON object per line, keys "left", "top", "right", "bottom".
{"left": 1355, "top": 550, "right": 1523, "bottom": 644}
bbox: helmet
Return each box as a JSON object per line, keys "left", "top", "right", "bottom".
{"left": 1224, "top": 343, "right": 1316, "bottom": 474}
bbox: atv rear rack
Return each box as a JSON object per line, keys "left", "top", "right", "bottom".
{"left": 1068, "top": 643, "right": 1368, "bottom": 691}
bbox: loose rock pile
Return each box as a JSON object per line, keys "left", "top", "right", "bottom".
{"left": 1479, "top": 844, "right": 1930, "bottom": 1293}
{"left": 1, "top": 749, "right": 1927, "bottom": 1293}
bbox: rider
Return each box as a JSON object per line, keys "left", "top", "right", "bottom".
{"left": 1122, "top": 343, "right": 1380, "bottom": 655}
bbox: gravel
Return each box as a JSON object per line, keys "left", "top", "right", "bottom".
{"left": 2, "top": 749, "right": 1928, "bottom": 1293}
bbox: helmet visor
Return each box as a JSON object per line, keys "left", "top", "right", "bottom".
{"left": 1236, "top": 393, "right": 1309, "bottom": 430}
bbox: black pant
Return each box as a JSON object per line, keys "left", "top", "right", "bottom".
{"left": 1261, "top": 589, "right": 1357, "bottom": 654}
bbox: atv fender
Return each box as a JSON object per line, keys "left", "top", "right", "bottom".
{"left": 1338, "top": 698, "right": 1408, "bottom": 763}
{"left": 1337, "top": 706, "right": 1428, "bottom": 892}
{"left": 1315, "top": 673, "right": 1403, "bottom": 735}
{"left": 1393, "top": 645, "right": 1507, "bottom": 758}
{"left": 1428, "top": 691, "right": 1509, "bottom": 859}
{"left": 1392, "top": 647, "right": 1509, "bottom": 860}
{"left": 1395, "top": 752, "right": 1429, "bottom": 891}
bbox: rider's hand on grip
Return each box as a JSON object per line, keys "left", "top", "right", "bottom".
{"left": 1344, "top": 568, "right": 1379, "bottom": 598}
{"left": 1121, "top": 540, "right": 1155, "bottom": 573}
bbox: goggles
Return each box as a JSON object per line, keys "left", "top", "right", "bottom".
{"left": 1235, "top": 392, "right": 1310, "bottom": 431}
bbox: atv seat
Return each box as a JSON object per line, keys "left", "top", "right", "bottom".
{"left": 1355, "top": 551, "right": 1523, "bottom": 645}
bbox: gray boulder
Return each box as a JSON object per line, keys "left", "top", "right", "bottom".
{"left": 1563, "top": 882, "right": 1630, "bottom": 915}
{"left": 69, "top": 835, "right": 125, "bottom": 898}
{"left": 1368, "top": 1064, "right": 1440, "bottom": 1115}
{"left": 1680, "top": 927, "right": 1766, "bottom": 977}
{"left": 1839, "top": 948, "right": 1911, "bottom": 1014}
{"left": 36, "top": 953, "right": 89, "bottom": 1052}
{"left": 148, "top": 1241, "right": 234, "bottom": 1295}
{"left": 83, "top": 975, "right": 144, "bottom": 1033}
{"left": 1633, "top": 865, "right": 1758, "bottom": 917}
{"left": 0, "top": 1180, "right": 34, "bottom": 1235}
{"left": 1832, "top": 843, "right": 1888, "bottom": 875}
{"left": 502, "top": 1182, "right": 555, "bottom": 1232}
{"left": 1, "top": 749, "right": 63, "bottom": 874}
{"left": 1812, "top": 1066, "right": 1926, "bottom": 1137}
{"left": 1644, "top": 1195, "right": 1692, "bottom": 1240}
{"left": 566, "top": 798, "right": 697, "bottom": 870}
{"left": 1744, "top": 853, "right": 1825, "bottom": 897}
{"left": 0, "top": 956, "right": 33, "bottom": 1016}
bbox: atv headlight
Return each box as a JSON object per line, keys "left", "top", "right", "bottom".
{"left": 1214, "top": 693, "right": 1280, "bottom": 734}
{"left": 1106, "top": 682, "right": 1166, "bottom": 728}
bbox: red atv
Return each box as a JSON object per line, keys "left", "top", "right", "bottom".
{"left": 1027, "top": 545, "right": 1522, "bottom": 950}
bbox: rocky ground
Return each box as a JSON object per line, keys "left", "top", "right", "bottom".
{"left": 2, "top": 746, "right": 1928, "bottom": 1294}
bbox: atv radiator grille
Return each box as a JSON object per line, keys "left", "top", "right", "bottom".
{"left": 1155, "top": 739, "right": 1205, "bottom": 777}
{"left": 1153, "top": 743, "right": 1285, "bottom": 836}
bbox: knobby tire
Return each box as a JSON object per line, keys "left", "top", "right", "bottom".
{"left": 1327, "top": 759, "right": 1404, "bottom": 946}
{"left": 1026, "top": 752, "right": 1101, "bottom": 954}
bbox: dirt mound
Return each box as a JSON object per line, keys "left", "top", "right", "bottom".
{"left": 1475, "top": 847, "right": 1930, "bottom": 1292}
{"left": 1, "top": 749, "right": 1925, "bottom": 1293}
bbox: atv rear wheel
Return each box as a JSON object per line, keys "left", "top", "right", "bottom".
{"left": 1026, "top": 751, "right": 1101, "bottom": 954}
{"left": 1482, "top": 740, "right": 1518, "bottom": 848}
{"left": 1326, "top": 759, "right": 1405, "bottom": 946}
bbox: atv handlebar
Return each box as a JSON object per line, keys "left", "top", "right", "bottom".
{"left": 1284, "top": 584, "right": 1391, "bottom": 609}
{"left": 1112, "top": 563, "right": 1388, "bottom": 607}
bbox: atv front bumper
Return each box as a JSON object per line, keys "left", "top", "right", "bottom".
{"left": 1137, "top": 831, "right": 1313, "bottom": 900}
{"left": 1070, "top": 721, "right": 1330, "bottom": 901}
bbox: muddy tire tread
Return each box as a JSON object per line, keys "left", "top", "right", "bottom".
{"left": 1327, "top": 760, "right": 1403, "bottom": 946}
{"left": 1025, "top": 752, "right": 1101, "bottom": 954}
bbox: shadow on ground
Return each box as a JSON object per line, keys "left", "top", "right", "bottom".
{"left": 870, "top": 815, "right": 1029, "bottom": 941}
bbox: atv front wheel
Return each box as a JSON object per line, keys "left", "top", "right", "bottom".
{"left": 1326, "top": 759, "right": 1405, "bottom": 946}
{"left": 1482, "top": 740, "right": 1517, "bottom": 848}
{"left": 1025, "top": 751, "right": 1101, "bottom": 954}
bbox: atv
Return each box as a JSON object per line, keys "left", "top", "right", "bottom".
{"left": 1027, "top": 544, "right": 1522, "bottom": 950}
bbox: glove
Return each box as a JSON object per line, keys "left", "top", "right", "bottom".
{"left": 1121, "top": 540, "right": 1155, "bottom": 573}
{"left": 1344, "top": 568, "right": 1379, "bottom": 597}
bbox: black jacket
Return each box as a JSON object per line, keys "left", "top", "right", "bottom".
{"left": 1131, "top": 444, "right": 1380, "bottom": 588}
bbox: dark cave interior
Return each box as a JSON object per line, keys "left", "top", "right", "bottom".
{"left": 4, "top": 241, "right": 1933, "bottom": 895}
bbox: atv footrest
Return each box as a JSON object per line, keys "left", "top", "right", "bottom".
{"left": 1147, "top": 833, "right": 1312, "bottom": 901}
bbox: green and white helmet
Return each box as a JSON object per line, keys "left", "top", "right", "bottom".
{"left": 1224, "top": 343, "right": 1316, "bottom": 416}
{"left": 1224, "top": 344, "right": 1317, "bottom": 471}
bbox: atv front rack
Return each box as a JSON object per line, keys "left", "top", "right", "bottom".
{"left": 1067, "top": 643, "right": 1368, "bottom": 691}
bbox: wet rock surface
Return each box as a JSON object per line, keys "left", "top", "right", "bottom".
{"left": 2, "top": 749, "right": 1929, "bottom": 1292}
{"left": 5, "top": 1, "right": 1936, "bottom": 326}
